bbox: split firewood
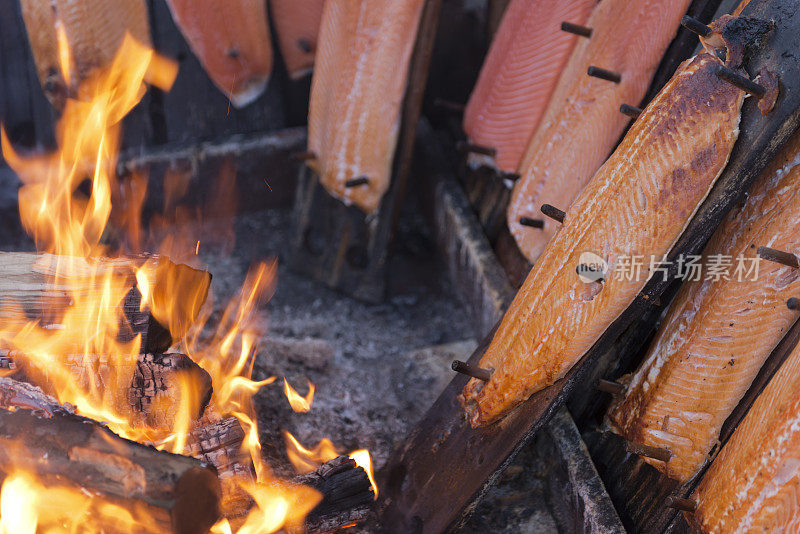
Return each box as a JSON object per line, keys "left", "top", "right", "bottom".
{"left": 0, "top": 252, "right": 211, "bottom": 353}
{"left": 1, "top": 350, "right": 212, "bottom": 432}
{"left": 0, "top": 380, "right": 221, "bottom": 534}
{"left": 294, "top": 456, "right": 375, "bottom": 533}
{"left": 187, "top": 414, "right": 255, "bottom": 518}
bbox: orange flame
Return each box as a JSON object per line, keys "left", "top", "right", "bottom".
{"left": 350, "top": 450, "right": 379, "bottom": 499}
{"left": 283, "top": 378, "right": 315, "bottom": 413}
{"left": 284, "top": 431, "right": 340, "bottom": 474}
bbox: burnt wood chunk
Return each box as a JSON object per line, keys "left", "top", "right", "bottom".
{"left": 0, "top": 397, "right": 221, "bottom": 534}
{"left": 3, "top": 350, "right": 212, "bottom": 432}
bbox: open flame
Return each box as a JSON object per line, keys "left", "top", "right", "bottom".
{"left": 0, "top": 27, "right": 376, "bottom": 534}
{"left": 284, "top": 377, "right": 315, "bottom": 412}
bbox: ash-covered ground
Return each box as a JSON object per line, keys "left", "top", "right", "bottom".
{"left": 198, "top": 207, "right": 558, "bottom": 533}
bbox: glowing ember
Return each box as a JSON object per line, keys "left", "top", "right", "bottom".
{"left": 283, "top": 377, "right": 315, "bottom": 413}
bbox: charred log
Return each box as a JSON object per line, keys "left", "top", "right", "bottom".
{"left": 294, "top": 456, "right": 375, "bottom": 533}
{"left": 0, "top": 252, "right": 211, "bottom": 353}
{"left": 1, "top": 351, "right": 212, "bottom": 432}
{"left": 0, "top": 388, "right": 221, "bottom": 534}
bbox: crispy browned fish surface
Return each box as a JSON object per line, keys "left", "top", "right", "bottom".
{"left": 166, "top": 0, "right": 273, "bottom": 108}
{"left": 460, "top": 52, "right": 744, "bottom": 427}
{"left": 688, "top": 339, "right": 800, "bottom": 532}
{"left": 20, "top": 0, "right": 151, "bottom": 108}
{"left": 607, "top": 129, "right": 800, "bottom": 482}
{"left": 307, "top": 0, "right": 426, "bottom": 214}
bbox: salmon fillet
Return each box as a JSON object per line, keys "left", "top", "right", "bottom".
{"left": 507, "top": 0, "right": 692, "bottom": 263}
{"left": 607, "top": 131, "right": 800, "bottom": 482}
{"left": 165, "top": 0, "right": 273, "bottom": 108}
{"left": 270, "top": 0, "right": 325, "bottom": 80}
{"left": 307, "top": 0, "right": 426, "bottom": 214}
{"left": 460, "top": 53, "right": 744, "bottom": 427}
{"left": 20, "top": 0, "right": 151, "bottom": 108}
{"left": 462, "top": 0, "right": 594, "bottom": 173}
{"left": 689, "top": 340, "right": 800, "bottom": 532}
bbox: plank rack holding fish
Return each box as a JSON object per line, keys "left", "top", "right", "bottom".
{"left": 380, "top": 0, "right": 800, "bottom": 531}
{"left": 288, "top": 0, "right": 443, "bottom": 303}
{"left": 457, "top": 0, "right": 724, "bottom": 277}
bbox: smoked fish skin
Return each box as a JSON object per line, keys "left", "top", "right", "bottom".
{"left": 462, "top": 0, "right": 594, "bottom": 173}
{"left": 607, "top": 133, "right": 800, "bottom": 483}
{"left": 689, "top": 341, "right": 800, "bottom": 533}
{"left": 460, "top": 53, "right": 744, "bottom": 427}
{"left": 270, "top": 0, "right": 325, "bottom": 80}
{"left": 20, "top": 0, "right": 151, "bottom": 108}
{"left": 307, "top": 0, "right": 426, "bottom": 214}
{"left": 507, "top": 0, "right": 692, "bottom": 263}
{"left": 165, "top": 0, "right": 273, "bottom": 108}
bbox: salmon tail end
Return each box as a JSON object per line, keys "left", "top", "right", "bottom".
{"left": 701, "top": 13, "right": 774, "bottom": 67}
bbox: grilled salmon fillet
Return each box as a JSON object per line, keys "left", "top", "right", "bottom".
{"left": 507, "top": 0, "right": 692, "bottom": 263}
{"left": 607, "top": 132, "right": 800, "bottom": 483}
{"left": 20, "top": 0, "right": 151, "bottom": 109}
{"left": 460, "top": 53, "right": 745, "bottom": 427}
{"left": 688, "top": 340, "right": 800, "bottom": 532}
{"left": 165, "top": 0, "right": 273, "bottom": 108}
{"left": 270, "top": 0, "right": 325, "bottom": 80}
{"left": 307, "top": 0, "right": 426, "bottom": 214}
{"left": 462, "top": 0, "right": 594, "bottom": 173}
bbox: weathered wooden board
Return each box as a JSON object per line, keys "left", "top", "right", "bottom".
{"left": 146, "top": 0, "right": 286, "bottom": 145}
{"left": 415, "top": 120, "right": 514, "bottom": 338}
{"left": 288, "top": 0, "right": 443, "bottom": 302}
{"left": 119, "top": 127, "right": 306, "bottom": 215}
{"left": 380, "top": 0, "right": 800, "bottom": 530}
{"left": 540, "top": 408, "right": 626, "bottom": 534}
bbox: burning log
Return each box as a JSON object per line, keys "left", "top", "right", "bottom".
{"left": 1, "top": 351, "right": 212, "bottom": 432}
{"left": 0, "top": 379, "right": 221, "bottom": 534}
{"left": 187, "top": 415, "right": 255, "bottom": 518}
{"left": 0, "top": 252, "right": 211, "bottom": 353}
{"left": 295, "top": 456, "right": 375, "bottom": 533}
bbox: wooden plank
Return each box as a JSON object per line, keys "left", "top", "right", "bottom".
{"left": 146, "top": 0, "right": 286, "bottom": 145}
{"left": 379, "top": 1, "right": 800, "bottom": 530}
{"left": 416, "top": 120, "right": 514, "bottom": 338}
{"left": 540, "top": 409, "right": 625, "bottom": 534}
{"left": 119, "top": 127, "right": 306, "bottom": 214}
{"left": 288, "top": 0, "right": 443, "bottom": 302}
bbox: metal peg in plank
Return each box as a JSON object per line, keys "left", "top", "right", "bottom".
{"left": 519, "top": 217, "right": 544, "bottom": 229}
{"left": 345, "top": 176, "right": 370, "bottom": 188}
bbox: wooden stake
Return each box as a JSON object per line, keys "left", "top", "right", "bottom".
{"left": 680, "top": 15, "right": 712, "bottom": 37}
{"left": 757, "top": 246, "right": 799, "bottom": 268}
{"left": 624, "top": 440, "right": 672, "bottom": 462}
{"left": 345, "top": 176, "right": 370, "bottom": 188}
{"left": 292, "top": 150, "right": 317, "bottom": 162}
{"left": 588, "top": 66, "right": 621, "bottom": 83}
{"left": 620, "top": 104, "right": 642, "bottom": 118}
{"left": 519, "top": 217, "right": 544, "bottom": 229}
{"left": 597, "top": 379, "right": 626, "bottom": 396}
{"left": 665, "top": 496, "right": 698, "bottom": 513}
{"left": 541, "top": 204, "right": 565, "bottom": 224}
{"left": 452, "top": 360, "right": 492, "bottom": 382}
{"left": 716, "top": 65, "right": 766, "bottom": 97}
{"left": 561, "top": 21, "right": 592, "bottom": 38}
